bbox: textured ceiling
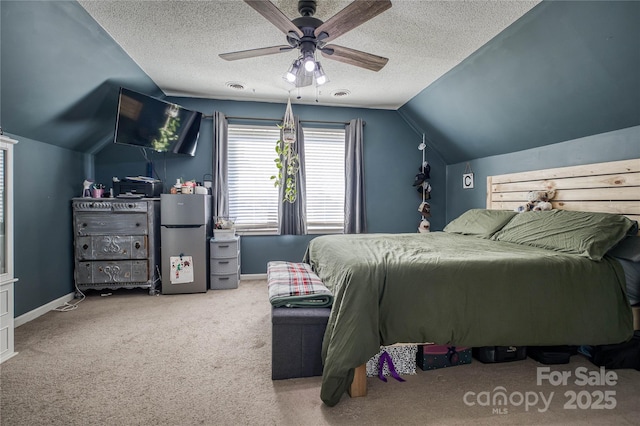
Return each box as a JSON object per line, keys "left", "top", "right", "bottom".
{"left": 78, "top": 0, "right": 539, "bottom": 109}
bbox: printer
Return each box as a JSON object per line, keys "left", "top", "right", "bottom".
{"left": 113, "top": 177, "right": 163, "bottom": 198}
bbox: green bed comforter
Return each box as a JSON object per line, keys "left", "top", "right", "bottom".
{"left": 303, "top": 232, "right": 633, "bottom": 407}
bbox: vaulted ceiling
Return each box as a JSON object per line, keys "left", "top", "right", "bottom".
{"left": 1, "top": 1, "right": 638, "bottom": 164}
{"left": 400, "top": 0, "right": 640, "bottom": 163}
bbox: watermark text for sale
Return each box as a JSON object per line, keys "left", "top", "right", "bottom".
{"left": 463, "top": 366, "right": 617, "bottom": 414}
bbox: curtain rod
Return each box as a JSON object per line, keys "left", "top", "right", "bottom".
{"left": 202, "top": 114, "right": 361, "bottom": 126}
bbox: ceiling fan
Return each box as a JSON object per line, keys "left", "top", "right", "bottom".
{"left": 219, "top": 0, "right": 392, "bottom": 87}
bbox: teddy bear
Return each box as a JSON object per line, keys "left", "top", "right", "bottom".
{"left": 515, "top": 190, "right": 556, "bottom": 212}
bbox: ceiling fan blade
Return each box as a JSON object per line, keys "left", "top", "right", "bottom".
{"left": 219, "top": 45, "right": 292, "bottom": 61}
{"left": 321, "top": 45, "right": 388, "bottom": 72}
{"left": 244, "top": 0, "right": 302, "bottom": 38}
{"left": 314, "top": 0, "right": 392, "bottom": 43}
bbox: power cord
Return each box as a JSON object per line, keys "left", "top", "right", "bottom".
{"left": 53, "top": 284, "right": 85, "bottom": 312}
{"left": 152, "top": 265, "right": 162, "bottom": 295}
{"left": 55, "top": 264, "right": 162, "bottom": 309}
{"left": 139, "top": 148, "right": 163, "bottom": 181}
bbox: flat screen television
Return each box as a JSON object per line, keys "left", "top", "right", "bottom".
{"left": 114, "top": 88, "right": 202, "bottom": 156}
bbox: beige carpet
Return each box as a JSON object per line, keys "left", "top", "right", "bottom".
{"left": 1, "top": 279, "right": 639, "bottom": 425}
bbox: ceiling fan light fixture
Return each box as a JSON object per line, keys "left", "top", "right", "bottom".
{"left": 284, "top": 59, "right": 301, "bottom": 83}
{"left": 304, "top": 57, "right": 316, "bottom": 72}
{"left": 314, "top": 62, "right": 327, "bottom": 86}
{"left": 220, "top": 0, "right": 392, "bottom": 92}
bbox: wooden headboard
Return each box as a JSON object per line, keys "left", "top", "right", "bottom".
{"left": 487, "top": 158, "right": 640, "bottom": 330}
{"left": 486, "top": 158, "right": 640, "bottom": 226}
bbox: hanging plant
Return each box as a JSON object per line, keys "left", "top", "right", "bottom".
{"left": 270, "top": 98, "right": 299, "bottom": 203}
{"left": 271, "top": 136, "right": 299, "bottom": 203}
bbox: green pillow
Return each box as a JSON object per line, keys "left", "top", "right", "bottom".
{"left": 608, "top": 236, "right": 640, "bottom": 262}
{"left": 444, "top": 209, "right": 518, "bottom": 239}
{"left": 491, "top": 210, "right": 637, "bottom": 261}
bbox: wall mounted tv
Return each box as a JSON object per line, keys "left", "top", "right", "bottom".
{"left": 114, "top": 88, "right": 202, "bottom": 156}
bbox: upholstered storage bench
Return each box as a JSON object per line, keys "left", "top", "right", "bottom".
{"left": 271, "top": 306, "right": 331, "bottom": 380}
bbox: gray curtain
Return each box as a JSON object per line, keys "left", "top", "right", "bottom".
{"left": 212, "top": 111, "right": 229, "bottom": 218}
{"left": 278, "top": 116, "right": 307, "bottom": 235}
{"left": 344, "top": 118, "right": 367, "bottom": 233}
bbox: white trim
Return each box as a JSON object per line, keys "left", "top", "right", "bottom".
{"left": 14, "top": 292, "right": 75, "bottom": 327}
{"left": 0, "top": 135, "right": 18, "bottom": 145}
{"left": 0, "top": 135, "right": 17, "bottom": 363}
{"left": 240, "top": 273, "right": 267, "bottom": 281}
{"left": 0, "top": 135, "right": 17, "bottom": 285}
{"left": 0, "top": 350, "right": 18, "bottom": 363}
{"left": 236, "top": 230, "right": 278, "bottom": 237}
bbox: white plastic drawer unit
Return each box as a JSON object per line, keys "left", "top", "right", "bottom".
{"left": 210, "top": 258, "right": 239, "bottom": 274}
{"left": 210, "top": 239, "right": 239, "bottom": 258}
{"left": 209, "top": 274, "right": 239, "bottom": 290}
{"left": 210, "top": 236, "right": 240, "bottom": 290}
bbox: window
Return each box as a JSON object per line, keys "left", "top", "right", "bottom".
{"left": 228, "top": 125, "right": 280, "bottom": 233}
{"left": 304, "top": 128, "right": 345, "bottom": 233}
{"left": 227, "top": 124, "right": 345, "bottom": 235}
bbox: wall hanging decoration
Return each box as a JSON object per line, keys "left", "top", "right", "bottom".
{"left": 463, "top": 162, "right": 474, "bottom": 189}
{"left": 271, "top": 97, "right": 300, "bottom": 203}
{"left": 415, "top": 134, "right": 431, "bottom": 232}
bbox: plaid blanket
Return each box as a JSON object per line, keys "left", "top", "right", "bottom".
{"left": 267, "top": 261, "right": 333, "bottom": 308}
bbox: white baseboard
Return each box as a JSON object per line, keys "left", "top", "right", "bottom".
{"left": 240, "top": 273, "right": 267, "bottom": 280}
{"left": 14, "top": 292, "right": 75, "bottom": 328}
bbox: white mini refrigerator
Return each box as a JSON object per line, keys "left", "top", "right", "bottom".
{"left": 160, "top": 194, "right": 211, "bottom": 294}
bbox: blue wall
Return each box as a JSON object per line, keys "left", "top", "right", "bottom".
{"left": 9, "top": 133, "right": 87, "bottom": 316}
{"left": 95, "top": 98, "right": 447, "bottom": 274}
{"left": 445, "top": 125, "right": 640, "bottom": 222}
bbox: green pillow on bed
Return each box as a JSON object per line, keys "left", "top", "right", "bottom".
{"left": 443, "top": 209, "right": 517, "bottom": 238}
{"left": 608, "top": 236, "right": 640, "bottom": 262}
{"left": 491, "top": 210, "right": 637, "bottom": 261}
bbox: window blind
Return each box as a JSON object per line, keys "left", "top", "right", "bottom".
{"left": 227, "top": 124, "right": 345, "bottom": 234}
{"left": 304, "top": 128, "right": 345, "bottom": 233}
{"left": 228, "top": 125, "right": 280, "bottom": 233}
